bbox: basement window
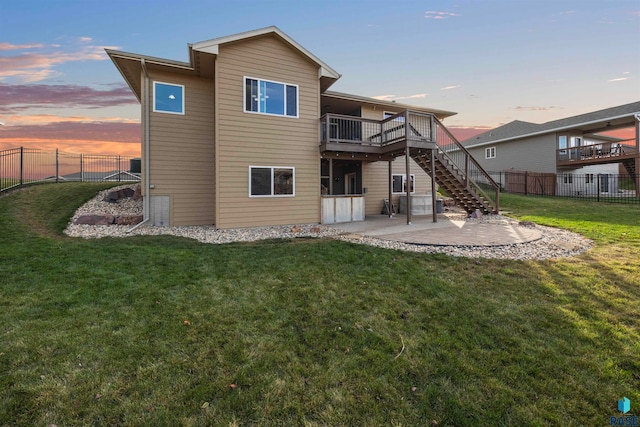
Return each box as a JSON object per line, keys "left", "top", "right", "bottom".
{"left": 485, "top": 146, "right": 496, "bottom": 159}
{"left": 249, "top": 166, "right": 295, "bottom": 197}
{"left": 244, "top": 77, "right": 298, "bottom": 117}
{"left": 153, "top": 82, "right": 184, "bottom": 115}
{"left": 392, "top": 174, "right": 415, "bottom": 194}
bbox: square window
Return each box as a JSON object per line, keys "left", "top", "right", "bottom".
{"left": 392, "top": 174, "right": 415, "bottom": 194}
{"left": 244, "top": 77, "right": 298, "bottom": 117}
{"left": 485, "top": 147, "right": 496, "bottom": 159}
{"left": 153, "top": 82, "right": 184, "bottom": 114}
{"left": 250, "top": 166, "right": 295, "bottom": 197}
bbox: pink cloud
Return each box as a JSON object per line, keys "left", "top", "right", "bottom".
{"left": 447, "top": 126, "right": 492, "bottom": 142}
{"left": 0, "top": 43, "right": 119, "bottom": 83}
{"left": 0, "top": 83, "right": 137, "bottom": 112}
{"left": 0, "top": 42, "right": 46, "bottom": 50}
{"left": 0, "top": 121, "right": 140, "bottom": 144}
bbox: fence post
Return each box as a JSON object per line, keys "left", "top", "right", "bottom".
{"left": 19, "top": 146, "right": 24, "bottom": 187}
{"left": 524, "top": 171, "right": 528, "bottom": 195}
{"left": 597, "top": 174, "right": 600, "bottom": 202}
{"left": 80, "top": 154, "right": 83, "bottom": 182}
{"left": 56, "top": 149, "right": 59, "bottom": 183}
{"left": 118, "top": 155, "right": 121, "bottom": 182}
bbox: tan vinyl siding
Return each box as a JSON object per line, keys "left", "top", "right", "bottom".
{"left": 363, "top": 156, "right": 434, "bottom": 215}
{"left": 148, "top": 70, "right": 215, "bottom": 226}
{"left": 360, "top": 106, "right": 433, "bottom": 215}
{"left": 215, "top": 35, "right": 320, "bottom": 228}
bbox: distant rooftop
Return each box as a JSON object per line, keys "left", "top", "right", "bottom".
{"left": 464, "top": 101, "right": 640, "bottom": 148}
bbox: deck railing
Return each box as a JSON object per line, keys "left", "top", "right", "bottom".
{"left": 320, "top": 110, "right": 435, "bottom": 146}
{"left": 557, "top": 142, "right": 638, "bottom": 165}
{"left": 432, "top": 118, "right": 500, "bottom": 212}
{"left": 1, "top": 147, "right": 140, "bottom": 193}
{"left": 319, "top": 110, "right": 500, "bottom": 212}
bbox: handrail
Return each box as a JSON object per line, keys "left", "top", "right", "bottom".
{"left": 319, "top": 111, "right": 500, "bottom": 213}
{"left": 556, "top": 142, "right": 638, "bottom": 164}
{"left": 1, "top": 146, "right": 140, "bottom": 193}
{"left": 320, "top": 110, "right": 435, "bottom": 146}
{"left": 432, "top": 117, "right": 500, "bottom": 213}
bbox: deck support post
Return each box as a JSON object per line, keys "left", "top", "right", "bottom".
{"left": 635, "top": 114, "right": 640, "bottom": 197}
{"left": 329, "top": 158, "right": 333, "bottom": 196}
{"left": 388, "top": 160, "right": 393, "bottom": 218}
{"left": 431, "top": 149, "right": 437, "bottom": 223}
{"left": 405, "top": 145, "right": 411, "bottom": 225}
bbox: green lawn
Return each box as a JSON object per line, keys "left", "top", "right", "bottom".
{"left": 1, "top": 185, "right": 638, "bottom": 426}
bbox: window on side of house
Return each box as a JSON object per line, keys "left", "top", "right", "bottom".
{"left": 249, "top": 166, "right": 295, "bottom": 197}
{"left": 153, "top": 82, "right": 184, "bottom": 114}
{"left": 383, "top": 111, "right": 405, "bottom": 121}
{"left": 585, "top": 173, "right": 594, "bottom": 184}
{"left": 563, "top": 174, "right": 573, "bottom": 184}
{"left": 392, "top": 174, "right": 415, "bottom": 194}
{"left": 558, "top": 135, "right": 567, "bottom": 151}
{"left": 244, "top": 77, "right": 298, "bottom": 117}
{"left": 485, "top": 146, "right": 496, "bottom": 159}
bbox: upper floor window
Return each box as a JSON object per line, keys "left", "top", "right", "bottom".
{"left": 244, "top": 77, "right": 298, "bottom": 117}
{"left": 485, "top": 146, "right": 496, "bottom": 159}
{"left": 384, "top": 111, "right": 405, "bottom": 122}
{"left": 558, "top": 135, "right": 567, "bottom": 150}
{"left": 153, "top": 82, "right": 184, "bottom": 115}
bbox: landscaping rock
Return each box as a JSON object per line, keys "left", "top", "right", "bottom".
{"left": 103, "top": 187, "right": 135, "bottom": 203}
{"left": 74, "top": 214, "right": 115, "bottom": 225}
{"left": 133, "top": 184, "right": 142, "bottom": 201}
{"left": 115, "top": 215, "right": 143, "bottom": 225}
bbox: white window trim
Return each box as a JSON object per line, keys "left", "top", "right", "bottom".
{"left": 243, "top": 76, "right": 299, "bottom": 118}
{"left": 485, "top": 146, "right": 496, "bottom": 159}
{"left": 248, "top": 166, "right": 296, "bottom": 198}
{"left": 153, "top": 81, "right": 185, "bottom": 115}
{"left": 392, "top": 173, "right": 415, "bottom": 194}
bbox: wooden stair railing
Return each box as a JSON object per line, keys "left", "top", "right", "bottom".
{"left": 411, "top": 149, "right": 494, "bottom": 213}
{"left": 404, "top": 114, "right": 499, "bottom": 214}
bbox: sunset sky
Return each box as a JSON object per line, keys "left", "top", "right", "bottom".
{"left": 1, "top": 0, "right": 639, "bottom": 156}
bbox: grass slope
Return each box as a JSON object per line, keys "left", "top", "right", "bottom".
{"left": 1, "top": 186, "right": 638, "bottom": 426}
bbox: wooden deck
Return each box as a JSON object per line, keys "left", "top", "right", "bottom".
{"left": 557, "top": 143, "right": 639, "bottom": 167}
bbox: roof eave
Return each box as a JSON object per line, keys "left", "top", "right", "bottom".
{"left": 466, "top": 111, "right": 640, "bottom": 149}
{"left": 191, "top": 26, "right": 341, "bottom": 81}
{"left": 322, "top": 90, "right": 457, "bottom": 119}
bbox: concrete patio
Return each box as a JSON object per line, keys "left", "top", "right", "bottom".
{"left": 327, "top": 214, "right": 542, "bottom": 246}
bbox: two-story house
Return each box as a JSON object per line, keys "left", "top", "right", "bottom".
{"left": 462, "top": 102, "right": 640, "bottom": 197}
{"left": 108, "top": 26, "right": 498, "bottom": 228}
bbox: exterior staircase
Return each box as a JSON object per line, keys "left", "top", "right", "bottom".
{"left": 319, "top": 109, "right": 500, "bottom": 214}
{"left": 622, "top": 158, "right": 636, "bottom": 177}
{"left": 411, "top": 149, "right": 495, "bottom": 213}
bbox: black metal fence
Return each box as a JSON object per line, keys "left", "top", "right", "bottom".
{"left": 484, "top": 170, "right": 640, "bottom": 204}
{"left": 1, "top": 147, "right": 141, "bottom": 193}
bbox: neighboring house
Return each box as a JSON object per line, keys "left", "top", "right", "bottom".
{"left": 59, "top": 171, "right": 141, "bottom": 182}
{"left": 462, "top": 102, "right": 640, "bottom": 196}
{"left": 108, "top": 26, "right": 497, "bottom": 228}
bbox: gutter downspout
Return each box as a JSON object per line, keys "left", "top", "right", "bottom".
{"left": 128, "top": 58, "right": 151, "bottom": 232}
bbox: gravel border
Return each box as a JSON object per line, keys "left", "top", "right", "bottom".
{"left": 64, "top": 185, "right": 593, "bottom": 260}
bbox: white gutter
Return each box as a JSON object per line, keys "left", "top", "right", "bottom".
{"left": 466, "top": 111, "right": 640, "bottom": 149}
{"left": 127, "top": 58, "right": 151, "bottom": 232}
